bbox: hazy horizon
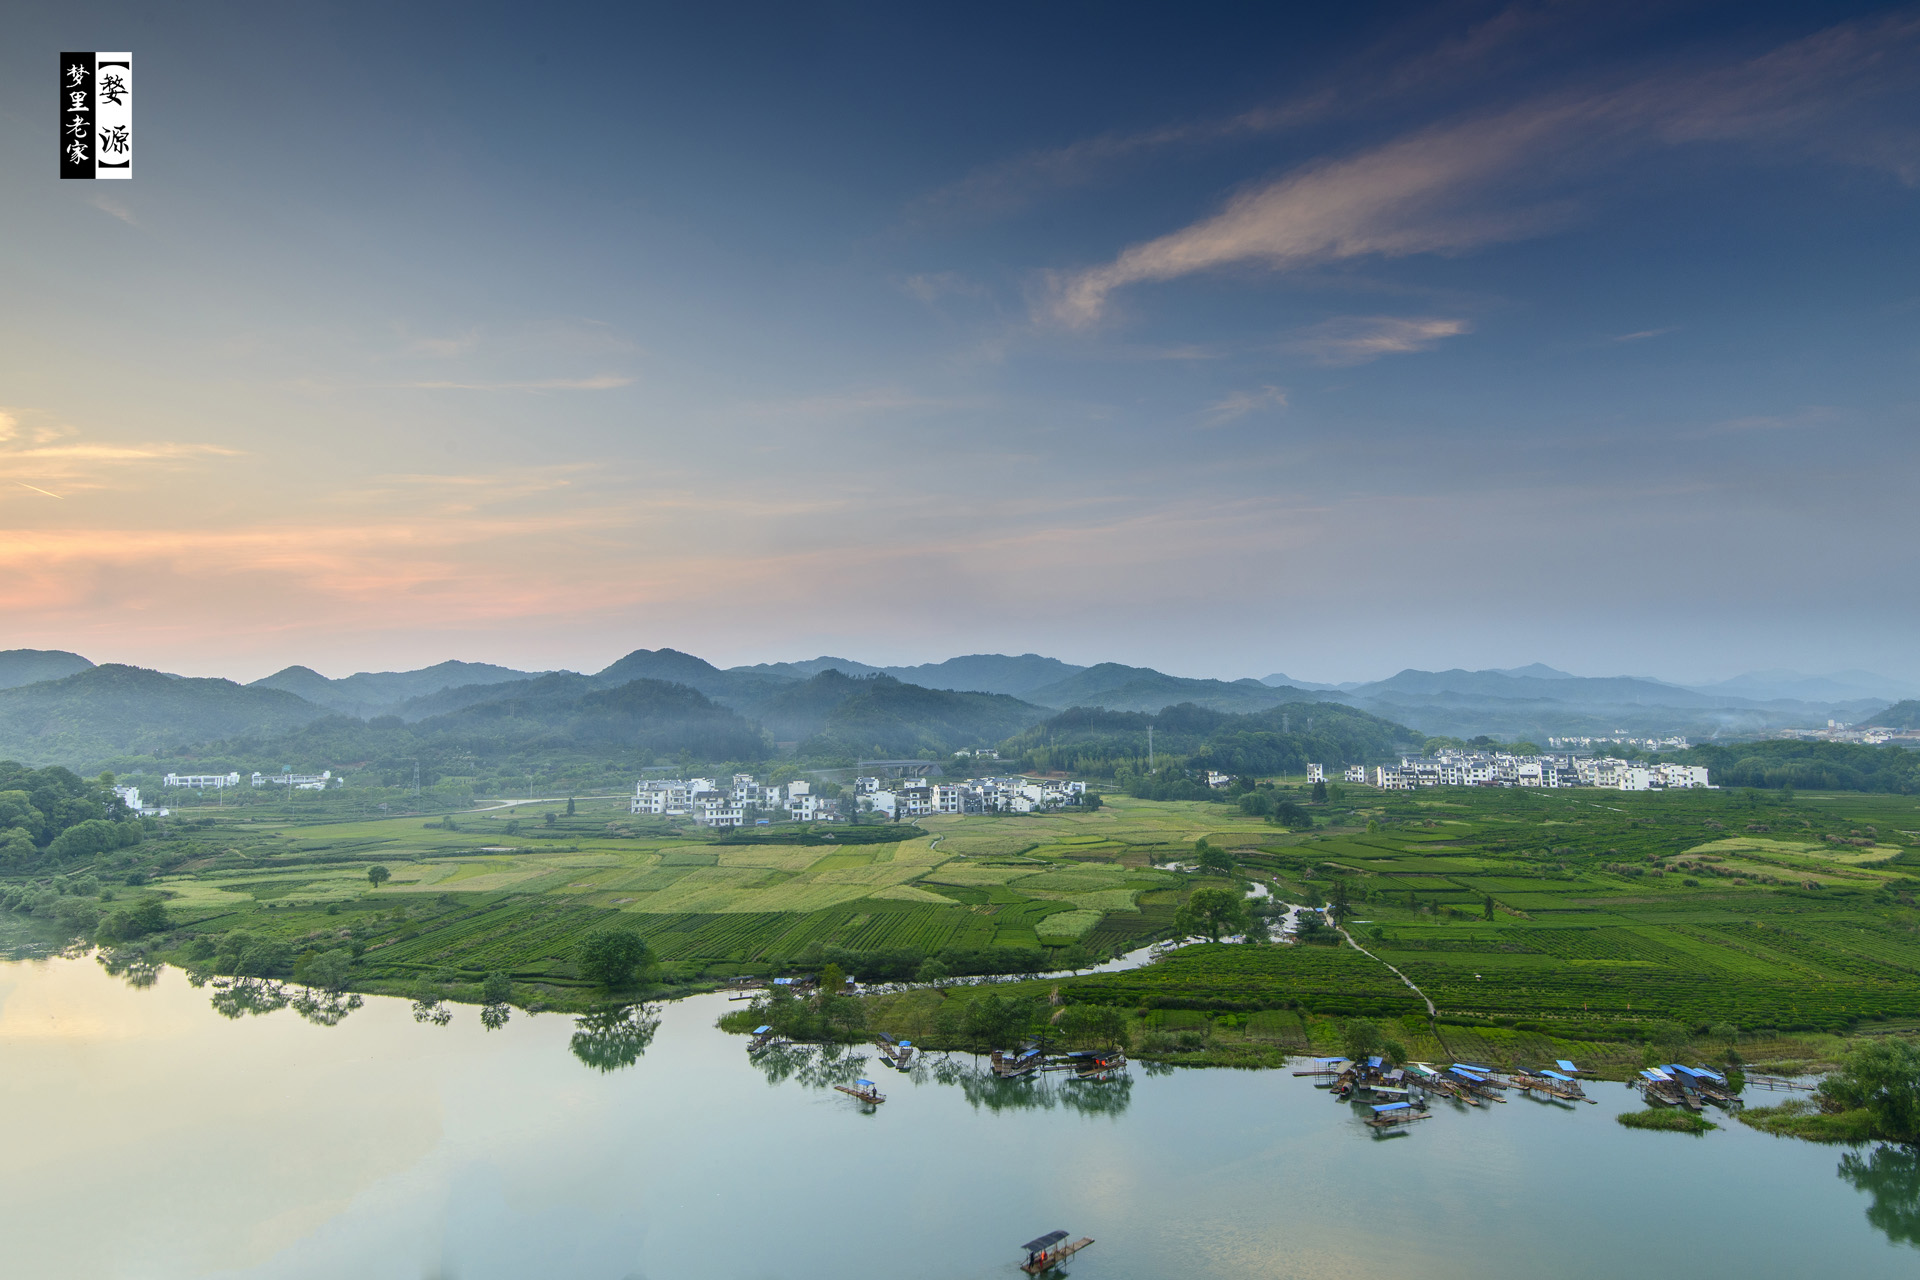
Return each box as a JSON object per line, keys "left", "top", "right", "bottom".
{"left": 7, "top": 2, "right": 1918, "bottom": 686}
{"left": 15, "top": 639, "right": 1918, "bottom": 697}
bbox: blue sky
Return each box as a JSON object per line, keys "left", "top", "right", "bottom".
{"left": 2, "top": 1, "right": 1916, "bottom": 684}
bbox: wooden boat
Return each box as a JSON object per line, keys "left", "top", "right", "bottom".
{"left": 1365, "top": 1100, "right": 1431, "bottom": 1131}
{"left": 992, "top": 1047, "right": 1044, "bottom": 1079}
{"left": 834, "top": 1078, "right": 885, "bottom": 1105}
{"left": 1020, "top": 1230, "right": 1093, "bottom": 1274}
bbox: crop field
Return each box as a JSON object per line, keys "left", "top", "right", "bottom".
{"left": 58, "top": 782, "right": 1920, "bottom": 1035}
{"left": 1057, "top": 785, "right": 1920, "bottom": 1040}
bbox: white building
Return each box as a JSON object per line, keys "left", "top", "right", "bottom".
{"left": 1345, "top": 765, "right": 1367, "bottom": 784}
{"left": 163, "top": 772, "right": 241, "bottom": 789}
{"left": 1306, "top": 763, "right": 1324, "bottom": 783}
{"left": 1206, "top": 770, "right": 1233, "bottom": 788}
{"left": 251, "top": 770, "right": 335, "bottom": 790}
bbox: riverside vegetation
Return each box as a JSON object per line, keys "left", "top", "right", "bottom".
{"left": 5, "top": 767, "right": 1920, "bottom": 1127}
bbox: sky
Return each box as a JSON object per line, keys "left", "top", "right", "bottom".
{"left": 2, "top": 1, "right": 1917, "bottom": 686}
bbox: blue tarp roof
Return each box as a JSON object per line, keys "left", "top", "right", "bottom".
{"left": 855, "top": 1079, "right": 875, "bottom": 1088}
{"left": 1542, "top": 1070, "right": 1574, "bottom": 1083}
{"left": 1641, "top": 1068, "right": 1671, "bottom": 1081}
{"left": 773, "top": 977, "right": 793, "bottom": 985}
{"left": 1368, "top": 1056, "right": 1383, "bottom": 1067}
{"left": 1451, "top": 1069, "right": 1486, "bottom": 1082}
{"left": 1556, "top": 1059, "right": 1579, "bottom": 1073}
{"left": 1454, "top": 1062, "right": 1492, "bottom": 1073}
{"left": 899, "top": 1040, "right": 911, "bottom": 1047}
{"left": 752, "top": 1025, "right": 771, "bottom": 1034}
{"left": 1372, "top": 1102, "right": 1412, "bottom": 1113}
{"left": 1690, "top": 1065, "right": 1725, "bottom": 1083}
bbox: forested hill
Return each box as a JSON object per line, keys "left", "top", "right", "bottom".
{"left": 1865, "top": 701, "right": 1920, "bottom": 730}
{"left": 1657, "top": 740, "right": 1920, "bottom": 793}
{"left": 1007, "top": 701, "right": 1420, "bottom": 780}
{"left": 760, "top": 672, "right": 1047, "bottom": 758}
{"left": 0, "top": 649, "right": 94, "bottom": 690}
{"left": 0, "top": 665, "right": 327, "bottom": 763}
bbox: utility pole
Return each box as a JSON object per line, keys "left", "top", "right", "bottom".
{"left": 1148, "top": 725, "right": 1154, "bottom": 772}
{"left": 413, "top": 760, "right": 420, "bottom": 807}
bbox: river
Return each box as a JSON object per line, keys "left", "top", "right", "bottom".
{"left": 1, "top": 954, "right": 1915, "bottom": 1279}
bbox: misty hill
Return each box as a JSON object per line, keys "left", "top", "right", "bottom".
{"left": 407, "top": 677, "right": 767, "bottom": 759}
{"left": 0, "top": 665, "right": 327, "bottom": 764}
{"left": 730, "top": 652, "right": 1085, "bottom": 697}
{"left": 754, "top": 671, "right": 1047, "bottom": 756}
{"left": 250, "top": 659, "right": 548, "bottom": 716}
{"left": 730, "top": 655, "right": 888, "bottom": 680}
{"left": 1339, "top": 666, "right": 1889, "bottom": 740}
{"left": 1024, "top": 663, "right": 1326, "bottom": 714}
{"left": 1006, "top": 701, "right": 1418, "bottom": 779}
{"left": 1685, "top": 669, "right": 1920, "bottom": 703}
{"left": 1865, "top": 700, "right": 1920, "bottom": 730}
{"left": 0, "top": 649, "right": 95, "bottom": 691}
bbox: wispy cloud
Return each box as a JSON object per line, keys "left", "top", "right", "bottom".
{"left": 1291, "top": 316, "right": 1472, "bottom": 365}
{"left": 410, "top": 374, "right": 634, "bottom": 391}
{"left": 1611, "top": 327, "right": 1675, "bottom": 343}
{"left": 1043, "top": 13, "right": 1920, "bottom": 326}
{"left": 1202, "top": 386, "right": 1289, "bottom": 427}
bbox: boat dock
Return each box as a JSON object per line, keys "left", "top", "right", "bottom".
{"left": 1365, "top": 1100, "right": 1432, "bottom": 1131}
{"left": 1020, "top": 1230, "right": 1094, "bottom": 1274}
{"left": 834, "top": 1078, "right": 886, "bottom": 1105}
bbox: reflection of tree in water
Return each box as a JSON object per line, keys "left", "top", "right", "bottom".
{"left": 752, "top": 1047, "right": 1131, "bottom": 1117}
{"left": 570, "top": 1004, "right": 662, "bottom": 1072}
{"left": 291, "top": 988, "right": 363, "bottom": 1027}
{"left": 1839, "top": 1144, "right": 1920, "bottom": 1250}
{"left": 749, "top": 1041, "right": 871, "bottom": 1089}
{"left": 480, "top": 1002, "right": 511, "bottom": 1031}
{"left": 412, "top": 998, "right": 452, "bottom": 1026}
{"left": 939, "top": 1060, "right": 1132, "bottom": 1117}
{"left": 96, "top": 947, "right": 161, "bottom": 988}
{"left": 211, "top": 978, "right": 290, "bottom": 1019}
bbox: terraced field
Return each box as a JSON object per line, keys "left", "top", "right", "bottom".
{"left": 85, "top": 783, "right": 1920, "bottom": 1034}
{"left": 128, "top": 796, "right": 1242, "bottom": 990}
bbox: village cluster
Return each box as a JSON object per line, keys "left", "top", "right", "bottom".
{"left": 1324, "top": 752, "right": 1712, "bottom": 791}
{"left": 630, "top": 772, "right": 1090, "bottom": 828}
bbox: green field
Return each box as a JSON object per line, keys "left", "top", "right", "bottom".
{"left": 14, "top": 784, "right": 1920, "bottom": 1040}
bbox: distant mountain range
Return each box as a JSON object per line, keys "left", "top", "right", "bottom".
{"left": 0, "top": 645, "right": 1906, "bottom": 770}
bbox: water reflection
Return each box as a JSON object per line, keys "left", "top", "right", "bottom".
{"left": 1839, "top": 1144, "right": 1920, "bottom": 1250}
{"left": 412, "top": 997, "right": 452, "bottom": 1026}
{"left": 746, "top": 1044, "right": 1132, "bottom": 1117}
{"left": 749, "top": 1041, "right": 872, "bottom": 1089}
{"left": 570, "top": 1004, "right": 662, "bottom": 1072}
{"left": 211, "top": 977, "right": 291, "bottom": 1019}
{"left": 480, "top": 1002, "right": 511, "bottom": 1031}
{"left": 292, "top": 988, "right": 364, "bottom": 1027}
{"left": 96, "top": 947, "right": 161, "bottom": 988}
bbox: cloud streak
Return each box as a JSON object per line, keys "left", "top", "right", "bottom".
{"left": 1202, "top": 385, "right": 1289, "bottom": 426}
{"left": 1044, "top": 12, "right": 1920, "bottom": 326}
{"left": 1291, "top": 315, "right": 1472, "bottom": 365}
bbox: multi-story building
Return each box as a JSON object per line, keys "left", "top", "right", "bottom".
{"left": 163, "top": 772, "right": 242, "bottom": 789}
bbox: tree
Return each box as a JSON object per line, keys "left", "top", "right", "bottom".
{"left": 915, "top": 955, "right": 951, "bottom": 983}
{"left": 1483, "top": 893, "right": 1496, "bottom": 921}
{"left": 1311, "top": 779, "right": 1328, "bottom": 803}
{"left": 1819, "top": 1038, "right": 1920, "bottom": 1143}
{"left": 1175, "top": 886, "right": 1251, "bottom": 943}
{"left": 482, "top": 971, "right": 513, "bottom": 1004}
{"left": 366, "top": 864, "right": 391, "bottom": 889}
{"left": 545, "top": 811, "right": 556, "bottom": 827}
{"left": 576, "top": 928, "right": 650, "bottom": 988}
{"left": 567, "top": 796, "right": 576, "bottom": 816}
{"left": 1341, "top": 1019, "right": 1385, "bottom": 1062}
{"left": 1195, "top": 840, "right": 1236, "bottom": 876}
{"left": 300, "top": 949, "right": 351, "bottom": 991}
{"left": 818, "top": 961, "right": 846, "bottom": 996}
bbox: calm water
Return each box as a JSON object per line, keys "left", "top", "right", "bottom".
{"left": 3, "top": 955, "right": 1916, "bottom": 1280}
